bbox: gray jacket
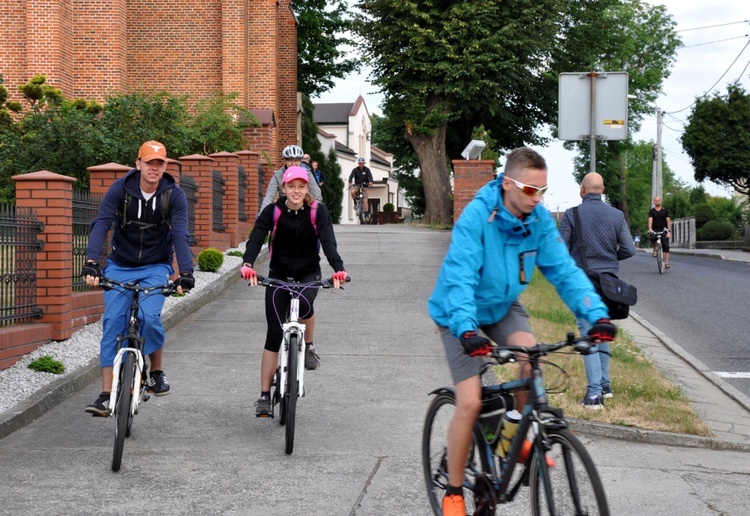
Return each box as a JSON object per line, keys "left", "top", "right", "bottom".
{"left": 259, "top": 166, "right": 322, "bottom": 215}
{"left": 559, "top": 193, "right": 636, "bottom": 275}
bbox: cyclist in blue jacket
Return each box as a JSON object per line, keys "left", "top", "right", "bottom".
{"left": 427, "top": 147, "right": 617, "bottom": 516}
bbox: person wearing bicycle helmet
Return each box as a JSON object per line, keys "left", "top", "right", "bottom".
{"left": 427, "top": 148, "right": 616, "bottom": 516}
{"left": 259, "top": 144, "right": 321, "bottom": 215}
{"left": 241, "top": 166, "right": 348, "bottom": 417}
{"left": 80, "top": 140, "right": 195, "bottom": 416}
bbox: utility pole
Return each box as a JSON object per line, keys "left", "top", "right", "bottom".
{"left": 651, "top": 107, "right": 663, "bottom": 206}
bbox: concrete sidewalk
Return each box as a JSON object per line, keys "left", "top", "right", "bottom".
{"left": 1, "top": 225, "right": 749, "bottom": 515}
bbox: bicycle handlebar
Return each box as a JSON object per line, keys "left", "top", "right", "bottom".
{"left": 648, "top": 228, "right": 669, "bottom": 235}
{"left": 484, "top": 332, "right": 595, "bottom": 365}
{"left": 254, "top": 275, "right": 351, "bottom": 290}
{"left": 98, "top": 276, "right": 179, "bottom": 297}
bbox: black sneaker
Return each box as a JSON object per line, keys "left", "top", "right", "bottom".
{"left": 580, "top": 394, "right": 604, "bottom": 410}
{"left": 85, "top": 391, "right": 111, "bottom": 416}
{"left": 602, "top": 385, "right": 614, "bottom": 399}
{"left": 255, "top": 397, "right": 272, "bottom": 418}
{"left": 147, "top": 370, "right": 171, "bottom": 396}
{"left": 305, "top": 345, "right": 320, "bottom": 370}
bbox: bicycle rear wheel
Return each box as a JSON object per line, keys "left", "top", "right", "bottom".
{"left": 284, "top": 335, "right": 299, "bottom": 455}
{"left": 422, "top": 392, "right": 495, "bottom": 515}
{"left": 528, "top": 428, "right": 609, "bottom": 516}
{"left": 112, "top": 353, "right": 135, "bottom": 472}
{"left": 657, "top": 244, "right": 664, "bottom": 274}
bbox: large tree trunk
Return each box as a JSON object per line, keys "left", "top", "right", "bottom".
{"left": 406, "top": 124, "right": 452, "bottom": 225}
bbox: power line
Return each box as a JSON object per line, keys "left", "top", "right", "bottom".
{"left": 668, "top": 39, "right": 750, "bottom": 114}
{"left": 681, "top": 35, "right": 749, "bottom": 49}
{"left": 676, "top": 20, "right": 750, "bottom": 33}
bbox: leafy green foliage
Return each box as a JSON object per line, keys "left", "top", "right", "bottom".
{"left": 697, "top": 220, "right": 735, "bottom": 241}
{"left": 28, "top": 355, "right": 65, "bottom": 374}
{"left": 0, "top": 77, "right": 259, "bottom": 200}
{"left": 295, "top": 0, "right": 360, "bottom": 97}
{"left": 681, "top": 84, "right": 750, "bottom": 200}
{"left": 227, "top": 250, "right": 244, "bottom": 258}
{"left": 382, "top": 202, "right": 394, "bottom": 212}
{"left": 355, "top": 0, "right": 657, "bottom": 223}
{"left": 197, "top": 248, "right": 224, "bottom": 272}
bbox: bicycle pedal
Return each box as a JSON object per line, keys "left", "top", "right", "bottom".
{"left": 256, "top": 413, "right": 273, "bottom": 419}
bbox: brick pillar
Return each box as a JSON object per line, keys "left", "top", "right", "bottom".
{"left": 452, "top": 160, "right": 496, "bottom": 223}
{"left": 87, "top": 162, "right": 131, "bottom": 194}
{"left": 179, "top": 154, "right": 214, "bottom": 251}
{"left": 209, "top": 151, "right": 239, "bottom": 247}
{"left": 12, "top": 171, "right": 76, "bottom": 340}
{"left": 166, "top": 158, "right": 181, "bottom": 186}
{"left": 236, "top": 150, "right": 260, "bottom": 238}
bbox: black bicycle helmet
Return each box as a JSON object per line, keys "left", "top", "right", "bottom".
{"left": 282, "top": 145, "right": 304, "bottom": 159}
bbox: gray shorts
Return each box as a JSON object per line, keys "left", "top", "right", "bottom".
{"left": 439, "top": 301, "right": 532, "bottom": 384}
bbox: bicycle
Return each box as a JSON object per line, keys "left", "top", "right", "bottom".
{"left": 648, "top": 228, "right": 669, "bottom": 274}
{"left": 254, "top": 275, "right": 349, "bottom": 454}
{"left": 352, "top": 182, "right": 371, "bottom": 225}
{"left": 422, "top": 332, "right": 609, "bottom": 515}
{"left": 98, "top": 276, "right": 179, "bottom": 472}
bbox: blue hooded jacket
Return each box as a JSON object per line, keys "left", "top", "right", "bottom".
{"left": 428, "top": 175, "right": 608, "bottom": 339}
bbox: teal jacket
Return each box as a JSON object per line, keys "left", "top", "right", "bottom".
{"left": 428, "top": 176, "right": 608, "bottom": 339}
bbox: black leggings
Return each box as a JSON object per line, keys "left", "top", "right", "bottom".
{"left": 264, "top": 271, "right": 320, "bottom": 352}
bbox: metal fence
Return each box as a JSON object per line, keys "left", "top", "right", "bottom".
{"left": 72, "top": 190, "right": 104, "bottom": 292}
{"left": 238, "top": 165, "right": 247, "bottom": 222}
{"left": 181, "top": 174, "right": 199, "bottom": 246}
{"left": 212, "top": 169, "right": 226, "bottom": 232}
{"left": 0, "top": 204, "right": 44, "bottom": 326}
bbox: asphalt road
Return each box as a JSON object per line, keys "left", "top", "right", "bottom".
{"left": 619, "top": 251, "right": 750, "bottom": 397}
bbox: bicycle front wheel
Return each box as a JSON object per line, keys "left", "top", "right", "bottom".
{"left": 529, "top": 428, "right": 609, "bottom": 516}
{"left": 112, "top": 353, "right": 135, "bottom": 472}
{"left": 657, "top": 245, "right": 664, "bottom": 274}
{"left": 284, "top": 335, "right": 299, "bottom": 455}
{"left": 422, "top": 392, "right": 494, "bottom": 515}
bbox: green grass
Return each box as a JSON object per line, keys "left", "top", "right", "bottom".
{"left": 496, "top": 269, "right": 714, "bottom": 437}
{"left": 28, "top": 355, "right": 65, "bottom": 374}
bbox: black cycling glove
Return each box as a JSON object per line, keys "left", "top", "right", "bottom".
{"left": 588, "top": 319, "right": 617, "bottom": 342}
{"left": 175, "top": 272, "right": 195, "bottom": 291}
{"left": 461, "top": 331, "right": 493, "bottom": 357}
{"left": 80, "top": 261, "right": 101, "bottom": 279}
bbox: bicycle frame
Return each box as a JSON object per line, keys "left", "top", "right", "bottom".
{"left": 101, "top": 278, "right": 177, "bottom": 418}
{"left": 277, "top": 296, "right": 306, "bottom": 400}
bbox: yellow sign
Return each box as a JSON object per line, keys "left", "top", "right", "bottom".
{"left": 603, "top": 119, "right": 625, "bottom": 126}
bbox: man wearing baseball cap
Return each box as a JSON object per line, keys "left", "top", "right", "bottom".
{"left": 81, "top": 140, "right": 194, "bottom": 416}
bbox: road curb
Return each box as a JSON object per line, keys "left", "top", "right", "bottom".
{"left": 628, "top": 310, "right": 750, "bottom": 415}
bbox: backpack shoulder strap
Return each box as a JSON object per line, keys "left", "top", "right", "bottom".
{"left": 310, "top": 201, "right": 318, "bottom": 235}
{"left": 161, "top": 188, "right": 172, "bottom": 222}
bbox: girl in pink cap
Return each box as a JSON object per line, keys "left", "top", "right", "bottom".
{"left": 240, "top": 166, "right": 348, "bottom": 417}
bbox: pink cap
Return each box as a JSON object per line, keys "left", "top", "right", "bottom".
{"left": 282, "top": 166, "right": 309, "bottom": 184}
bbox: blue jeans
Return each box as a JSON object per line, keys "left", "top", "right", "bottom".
{"left": 576, "top": 318, "right": 611, "bottom": 399}
{"left": 99, "top": 261, "right": 172, "bottom": 367}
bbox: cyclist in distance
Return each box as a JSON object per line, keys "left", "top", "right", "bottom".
{"left": 259, "top": 145, "right": 322, "bottom": 215}
{"left": 81, "top": 140, "right": 195, "bottom": 416}
{"left": 240, "top": 166, "right": 348, "bottom": 417}
{"left": 427, "top": 147, "right": 617, "bottom": 516}
{"left": 348, "top": 157, "right": 374, "bottom": 209}
{"left": 648, "top": 195, "right": 672, "bottom": 269}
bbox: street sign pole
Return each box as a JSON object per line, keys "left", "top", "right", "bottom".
{"left": 589, "top": 72, "right": 598, "bottom": 172}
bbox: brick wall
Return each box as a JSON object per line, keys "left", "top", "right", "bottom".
{"left": 452, "top": 160, "right": 496, "bottom": 222}
{"left": 1, "top": 0, "right": 298, "bottom": 162}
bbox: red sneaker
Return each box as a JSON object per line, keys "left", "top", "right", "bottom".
{"left": 442, "top": 493, "right": 466, "bottom": 516}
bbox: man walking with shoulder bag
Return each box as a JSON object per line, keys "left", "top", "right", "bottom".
{"left": 560, "top": 172, "right": 636, "bottom": 409}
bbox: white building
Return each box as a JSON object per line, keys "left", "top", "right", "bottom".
{"left": 313, "top": 96, "right": 399, "bottom": 225}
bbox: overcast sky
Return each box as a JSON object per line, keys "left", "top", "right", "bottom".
{"left": 316, "top": 1, "right": 750, "bottom": 209}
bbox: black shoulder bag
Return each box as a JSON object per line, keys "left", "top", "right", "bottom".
{"left": 572, "top": 207, "right": 637, "bottom": 320}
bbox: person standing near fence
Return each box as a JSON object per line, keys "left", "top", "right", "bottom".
{"left": 80, "top": 140, "right": 195, "bottom": 416}
{"left": 559, "top": 172, "right": 635, "bottom": 409}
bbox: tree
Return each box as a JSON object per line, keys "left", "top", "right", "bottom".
{"left": 681, "top": 84, "right": 750, "bottom": 199}
{"left": 295, "top": 0, "right": 360, "bottom": 98}
{"left": 355, "top": 0, "right": 628, "bottom": 224}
